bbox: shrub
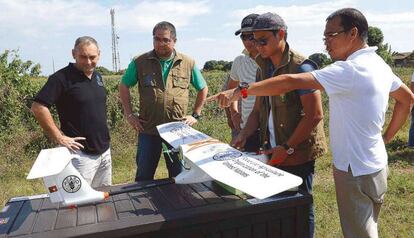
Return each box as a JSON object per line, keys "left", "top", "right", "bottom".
{"left": 0, "top": 50, "right": 43, "bottom": 133}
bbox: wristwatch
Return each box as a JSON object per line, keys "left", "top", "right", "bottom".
{"left": 281, "top": 143, "right": 295, "bottom": 155}
{"left": 192, "top": 112, "right": 201, "bottom": 120}
{"left": 238, "top": 82, "right": 249, "bottom": 98}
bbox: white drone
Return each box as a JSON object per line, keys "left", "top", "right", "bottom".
{"left": 26, "top": 122, "right": 302, "bottom": 206}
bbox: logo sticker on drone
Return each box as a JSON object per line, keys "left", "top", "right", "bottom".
{"left": 213, "top": 151, "right": 242, "bottom": 161}
{"left": 0, "top": 217, "right": 9, "bottom": 225}
{"left": 62, "top": 175, "right": 82, "bottom": 193}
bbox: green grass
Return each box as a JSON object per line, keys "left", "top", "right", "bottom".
{"left": 0, "top": 69, "right": 413, "bottom": 237}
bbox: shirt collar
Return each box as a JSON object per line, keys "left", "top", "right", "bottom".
{"left": 347, "top": 46, "right": 378, "bottom": 60}
{"left": 148, "top": 49, "right": 180, "bottom": 62}
{"left": 256, "top": 42, "right": 291, "bottom": 70}
{"left": 242, "top": 48, "right": 259, "bottom": 60}
{"left": 277, "top": 42, "right": 291, "bottom": 69}
{"left": 68, "top": 63, "right": 96, "bottom": 80}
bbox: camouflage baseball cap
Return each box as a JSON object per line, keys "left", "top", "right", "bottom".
{"left": 252, "top": 12, "right": 287, "bottom": 31}
{"left": 235, "top": 13, "right": 259, "bottom": 35}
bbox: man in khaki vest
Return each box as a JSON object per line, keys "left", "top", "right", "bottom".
{"left": 119, "top": 21, "right": 208, "bottom": 182}
{"left": 231, "top": 13, "right": 327, "bottom": 238}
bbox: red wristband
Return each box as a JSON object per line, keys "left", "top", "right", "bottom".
{"left": 240, "top": 88, "right": 248, "bottom": 98}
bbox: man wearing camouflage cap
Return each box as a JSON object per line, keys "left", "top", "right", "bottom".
{"left": 231, "top": 12, "right": 327, "bottom": 238}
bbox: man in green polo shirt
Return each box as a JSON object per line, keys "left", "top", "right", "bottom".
{"left": 119, "top": 21, "right": 208, "bottom": 181}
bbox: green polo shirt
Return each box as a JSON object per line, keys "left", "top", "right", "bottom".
{"left": 121, "top": 58, "right": 206, "bottom": 91}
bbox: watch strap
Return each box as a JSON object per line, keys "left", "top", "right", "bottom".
{"left": 281, "top": 143, "right": 289, "bottom": 150}
{"left": 238, "top": 82, "right": 249, "bottom": 99}
{"left": 281, "top": 143, "right": 294, "bottom": 155}
{"left": 191, "top": 112, "right": 201, "bottom": 120}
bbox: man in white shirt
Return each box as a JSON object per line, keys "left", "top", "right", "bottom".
{"left": 227, "top": 13, "right": 260, "bottom": 152}
{"left": 211, "top": 8, "right": 414, "bottom": 238}
{"left": 409, "top": 72, "right": 414, "bottom": 146}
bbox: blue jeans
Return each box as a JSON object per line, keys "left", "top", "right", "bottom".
{"left": 135, "top": 133, "right": 183, "bottom": 181}
{"left": 278, "top": 160, "right": 315, "bottom": 238}
{"left": 408, "top": 109, "right": 414, "bottom": 146}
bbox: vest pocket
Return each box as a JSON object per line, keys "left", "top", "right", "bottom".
{"left": 170, "top": 96, "right": 188, "bottom": 119}
{"left": 142, "top": 73, "right": 157, "bottom": 87}
{"left": 172, "top": 72, "right": 190, "bottom": 89}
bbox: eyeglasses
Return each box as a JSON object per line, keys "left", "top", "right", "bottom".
{"left": 240, "top": 34, "right": 254, "bottom": 41}
{"left": 323, "top": 30, "right": 346, "bottom": 41}
{"left": 253, "top": 37, "right": 269, "bottom": 46}
{"left": 153, "top": 37, "right": 173, "bottom": 44}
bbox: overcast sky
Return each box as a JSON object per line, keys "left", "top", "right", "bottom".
{"left": 1, "top": 0, "right": 413, "bottom": 75}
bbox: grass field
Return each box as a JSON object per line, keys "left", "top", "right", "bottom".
{"left": 0, "top": 68, "right": 413, "bottom": 237}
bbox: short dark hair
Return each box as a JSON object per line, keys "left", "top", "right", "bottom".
{"left": 153, "top": 21, "right": 176, "bottom": 39}
{"left": 326, "top": 8, "right": 368, "bottom": 42}
{"left": 271, "top": 30, "right": 287, "bottom": 41}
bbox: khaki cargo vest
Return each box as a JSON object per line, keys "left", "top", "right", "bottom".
{"left": 135, "top": 50, "right": 194, "bottom": 135}
{"left": 256, "top": 44, "right": 327, "bottom": 166}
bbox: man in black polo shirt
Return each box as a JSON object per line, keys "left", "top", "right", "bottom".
{"left": 31, "top": 36, "right": 111, "bottom": 188}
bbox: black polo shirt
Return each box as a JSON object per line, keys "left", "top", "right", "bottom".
{"left": 34, "top": 63, "right": 110, "bottom": 155}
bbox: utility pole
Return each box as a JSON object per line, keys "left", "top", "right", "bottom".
{"left": 52, "top": 57, "right": 55, "bottom": 73}
{"left": 110, "top": 8, "right": 121, "bottom": 72}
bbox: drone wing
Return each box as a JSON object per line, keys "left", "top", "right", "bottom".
{"left": 157, "top": 122, "right": 303, "bottom": 199}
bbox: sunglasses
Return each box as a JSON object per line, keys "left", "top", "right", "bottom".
{"left": 240, "top": 34, "right": 255, "bottom": 41}
{"left": 153, "top": 37, "right": 173, "bottom": 44}
{"left": 253, "top": 38, "right": 269, "bottom": 46}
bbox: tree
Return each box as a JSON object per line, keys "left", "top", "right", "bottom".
{"left": 0, "top": 49, "right": 42, "bottom": 131}
{"left": 95, "top": 66, "right": 113, "bottom": 75}
{"left": 223, "top": 61, "right": 232, "bottom": 71}
{"left": 203, "top": 60, "right": 232, "bottom": 71}
{"left": 367, "top": 26, "right": 383, "bottom": 47}
{"left": 203, "top": 60, "right": 218, "bottom": 71}
{"left": 30, "top": 63, "right": 42, "bottom": 77}
{"left": 367, "top": 26, "right": 394, "bottom": 66}
{"left": 309, "top": 53, "right": 332, "bottom": 68}
{"left": 377, "top": 43, "right": 394, "bottom": 66}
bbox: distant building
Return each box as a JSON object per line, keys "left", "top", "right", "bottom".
{"left": 393, "top": 51, "right": 414, "bottom": 67}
